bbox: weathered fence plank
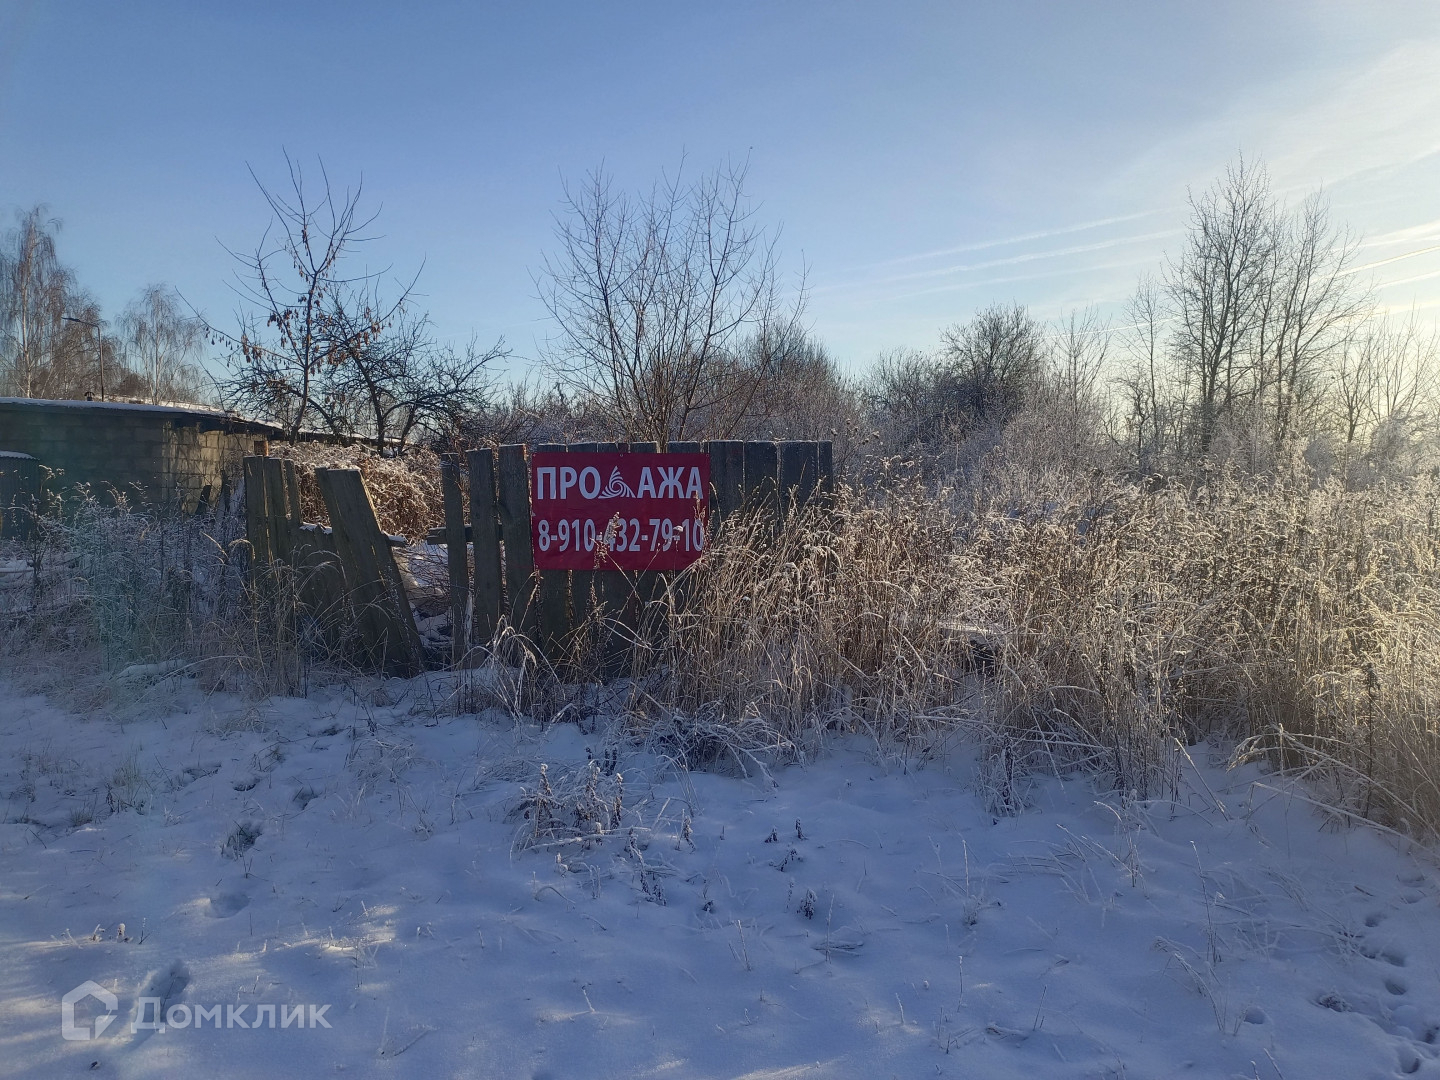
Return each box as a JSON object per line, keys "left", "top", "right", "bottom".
{"left": 496, "top": 444, "right": 536, "bottom": 637}
{"left": 743, "top": 440, "right": 779, "bottom": 517}
{"left": 567, "top": 443, "right": 600, "bottom": 639}
{"left": 533, "top": 443, "right": 571, "bottom": 658}
{"left": 282, "top": 458, "right": 304, "bottom": 525}
{"left": 242, "top": 456, "right": 271, "bottom": 566}
{"left": 263, "top": 458, "right": 293, "bottom": 563}
{"left": 628, "top": 441, "right": 660, "bottom": 626}
{"left": 706, "top": 440, "right": 745, "bottom": 523}
{"left": 779, "top": 440, "right": 820, "bottom": 516}
{"left": 817, "top": 440, "right": 834, "bottom": 502}
{"left": 441, "top": 460, "right": 469, "bottom": 664}
{"left": 467, "top": 447, "right": 504, "bottom": 647}
{"left": 293, "top": 523, "right": 347, "bottom": 642}
{"left": 316, "top": 467, "right": 422, "bottom": 676}
{"left": 592, "top": 441, "right": 631, "bottom": 669}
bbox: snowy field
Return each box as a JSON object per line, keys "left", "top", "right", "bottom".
{"left": 2, "top": 675, "right": 1440, "bottom": 1079}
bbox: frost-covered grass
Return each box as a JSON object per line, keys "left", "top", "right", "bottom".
{"left": 7, "top": 462, "right": 1440, "bottom": 839}
{"left": 635, "top": 467, "right": 1440, "bottom": 839}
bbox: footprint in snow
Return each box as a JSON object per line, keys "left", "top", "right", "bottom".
{"left": 206, "top": 891, "right": 250, "bottom": 918}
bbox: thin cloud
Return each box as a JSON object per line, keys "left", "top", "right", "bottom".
{"left": 819, "top": 230, "right": 1179, "bottom": 294}
{"left": 1358, "top": 218, "right": 1440, "bottom": 248}
{"left": 870, "top": 209, "right": 1166, "bottom": 268}
{"left": 868, "top": 253, "right": 1159, "bottom": 306}
{"left": 1343, "top": 243, "right": 1440, "bottom": 276}
{"left": 1376, "top": 267, "right": 1440, "bottom": 290}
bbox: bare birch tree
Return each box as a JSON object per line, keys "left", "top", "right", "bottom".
{"left": 0, "top": 206, "right": 73, "bottom": 398}
{"left": 122, "top": 284, "right": 206, "bottom": 403}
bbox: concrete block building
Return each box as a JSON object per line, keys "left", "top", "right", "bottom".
{"left": 0, "top": 397, "right": 282, "bottom": 512}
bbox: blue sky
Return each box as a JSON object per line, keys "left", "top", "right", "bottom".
{"left": 3, "top": 1, "right": 1439, "bottom": 379}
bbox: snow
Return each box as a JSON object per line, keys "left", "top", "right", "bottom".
{"left": 0, "top": 397, "right": 239, "bottom": 419}
{"left": 2, "top": 675, "right": 1439, "bottom": 1079}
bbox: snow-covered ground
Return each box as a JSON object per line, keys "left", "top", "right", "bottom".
{"left": 2, "top": 674, "right": 1439, "bottom": 1079}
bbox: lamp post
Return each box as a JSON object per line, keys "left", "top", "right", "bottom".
{"left": 62, "top": 315, "right": 104, "bottom": 401}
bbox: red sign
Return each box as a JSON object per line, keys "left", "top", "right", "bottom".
{"left": 530, "top": 451, "right": 710, "bottom": 571}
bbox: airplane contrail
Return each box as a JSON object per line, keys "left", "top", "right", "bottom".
{"left": 1377, "top": 267, "right": 1440, "bottom": 290}
{"left": 817, "top": 230, "right": 1178, "bottom": 294}
{"left": 1358, "top": 219, "right": 1440, "bottom": 248}
{"left": 1342, "top": 243, "right": 1440, "bottom": 275}
{"left": 866, "top": 253, "right": 1160, "bottom": 305}
{"left": 866, "top": 209, "right": 1167, "bottom": 268}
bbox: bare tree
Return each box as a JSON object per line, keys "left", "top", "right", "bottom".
{"left": 1256, "top": 193, "right": 1369, "bottom": 450}
{"left": 49, "top": 296, "right": 135, "bottom": 401}
{"left": 320, "top": 289, "right": 504, "bottom": 450}
{"left": 213, "top": 155, "right": 409, "bottom": 439}
{"left": 122, "top": 284, "right": 206, "bottom": 403}
{"left": 937, "top": 302, "right": 1048, "bottom": 429}
{"left": 538, "top": 160, "right": 806, "bottom": 442}
{"left": 0, "top": 206, "right": 73, "bottom": 398}
{"left": 1116, "top": 275, "right": 1181, "bottom": 474}
{"left": 1047, "top": 309, "right": 1108, "bottom": 416}
{"left": 1165, "top": 158, "right": 1275, "bottom": 455}
{"left": 1331, "top": 314, "right": 1437, "bottom": 483}
{"left": 214, "top": 156, "right": 505, "bottom": 448}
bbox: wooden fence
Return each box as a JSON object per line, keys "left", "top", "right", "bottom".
{"left": 242, "top": 456, "right": 422, "bottom": 676}
{"left": 243, "top": 440, "right": 832, "bottom": 674}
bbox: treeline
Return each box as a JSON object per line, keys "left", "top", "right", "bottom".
{"left": 6, "top": 155, "right": 1434, "bottom": 491}
{"left": 0, "top": 207, "right": 208, "bottom": 403}
{"left": 454, "top": 157, "right": 1437, "bottom": 491}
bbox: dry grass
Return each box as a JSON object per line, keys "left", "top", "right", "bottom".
{"left": 8, "top": 454, "right": 1440, "bottom": 841}
{"left": 279, "top": 443, "right": 443, "bottom": 540}
{"left": 971, "top": 467, "right": 1440, "bottom": 831}
{"left": 617, "top": 466, "right": 1440, "bottom": 835}
{"left": 630, "top": 488, "right": 983, "bottom": 753}
{"left": 0, "top": 490, "right": 354, "bottom": 702}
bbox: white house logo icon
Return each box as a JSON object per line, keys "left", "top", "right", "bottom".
{"left": 62, "top": 981, "right": 118, "bottom": 1041}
